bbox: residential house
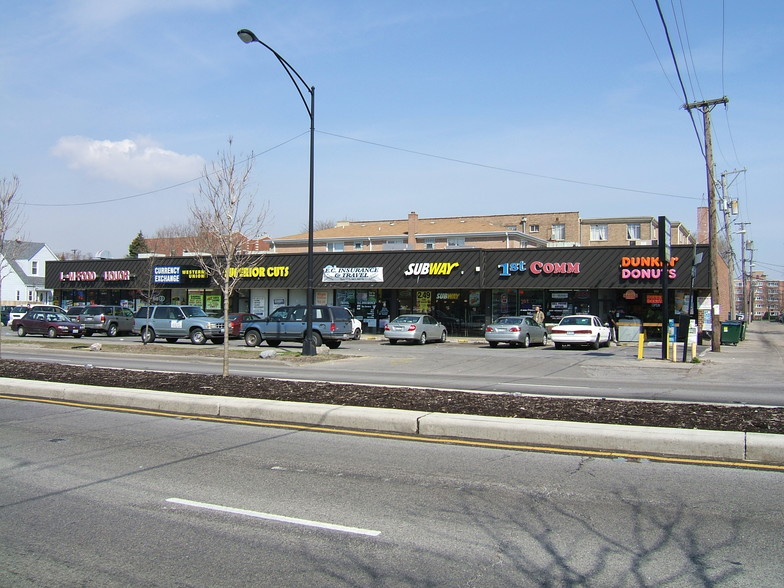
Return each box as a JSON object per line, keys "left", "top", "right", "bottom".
{"left": 1, "top": 241, "right": 59, "bottom": 306}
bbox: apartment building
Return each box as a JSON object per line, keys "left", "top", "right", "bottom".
{"left": 268, "top": 211, "right": 695, "bottom": 254}
{"left": 734, "top": 271, "right": 783, "bottom": 320}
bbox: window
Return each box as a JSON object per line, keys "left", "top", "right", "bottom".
{"left": 353, "top": 241, "right": 363, "bottom": 250}
{"left": 31, "top": 261, "right": 38, "bottom": 275}
{"left": 551, "top": 224, "right": 565, "bottom": 241}
{"left": 446, "top": 237, "right": 465, "bottom": 248}
{"left": 326, "top": 242, "right": 344, "bottom": 252}
{"left": 424, "top": 238, "right": 436, "bottom": 250}
{"left": 529, "top": 224, "right": 540, "bottom": 233}
{"left": 590, "top": 224, "right": 608, "bottom": 241}
{"left": 626, "top": 223, "right": 641, "bottom": 240}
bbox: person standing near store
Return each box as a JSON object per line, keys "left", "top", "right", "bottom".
{"left": 533, "top": 305, "right": 545, "bottom": 326}
{"left": 606, "top": 310, "right": 619, "bottom": 342}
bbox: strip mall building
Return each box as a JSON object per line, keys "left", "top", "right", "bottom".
{"left": 46, "top": 244, "right": 727, "bottom": 340}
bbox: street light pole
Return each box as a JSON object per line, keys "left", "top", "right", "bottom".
{"left": 237, "top": 28, "right": 317, "bottom": 355}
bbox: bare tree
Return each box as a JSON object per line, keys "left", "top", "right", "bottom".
{"left": 0, "top": 175, "right": 26, "bottom": 358}
{"left": 187, "top": 139, "right": 268, "bottom": 376}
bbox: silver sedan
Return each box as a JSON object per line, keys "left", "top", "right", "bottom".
{"left": 484, "top": 316, "right": 548, "bottom": 348}
{"left": 384, "top": 314, "right": 447, "bottom": 345}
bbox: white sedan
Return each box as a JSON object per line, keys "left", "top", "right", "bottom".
{"left": 550, "top": 314, "right": 612, "bottom": 350}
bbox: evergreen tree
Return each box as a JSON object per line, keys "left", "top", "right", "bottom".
{"left": 127, "top": 231, "right": 149, "bottom": 258}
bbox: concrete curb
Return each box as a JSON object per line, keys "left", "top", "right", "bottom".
{"left": 2, "top": 378, "right": 783, "bottom": 466}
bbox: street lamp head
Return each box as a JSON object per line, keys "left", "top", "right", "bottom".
{"left": 237, "top": 29, "right": 259, "bottom": 44}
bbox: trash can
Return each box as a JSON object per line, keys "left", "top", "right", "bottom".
{"left": 739, "top": 321, "right": 746, "bottom": 341}
{"left": 720, "top": 321, "right": 742, "bottom": 345}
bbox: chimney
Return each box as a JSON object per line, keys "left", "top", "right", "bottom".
{"left": 407, "top": 211, "right": 418, "bottom": 249}
{"left": 696, "top": 207, "right": 709, "bottom": 244}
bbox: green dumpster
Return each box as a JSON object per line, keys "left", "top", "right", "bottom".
{"left": 720, "top": 321, "right": 742, "bottom": 345}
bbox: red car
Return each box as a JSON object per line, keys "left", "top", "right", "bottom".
{"left": 226, "top": 312, "right": 263, "bottom": 338}
{"left": 14, "top": 310, "right": 85, "bottom": 338}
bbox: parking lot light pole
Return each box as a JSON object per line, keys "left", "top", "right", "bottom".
{"left": 237, "top": 28, "right": 317, "bottom": 356}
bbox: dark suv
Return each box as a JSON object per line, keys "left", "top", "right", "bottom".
{"left": 79, "top": 305, "right": 135, "bottom": 337}
{"left": 242, "top": 305, "right": 354, "bottom": 349}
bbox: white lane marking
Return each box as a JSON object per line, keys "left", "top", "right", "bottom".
{"left": 500, "top": 382, "right": 592, "bottom": 390}
{"left": 166, "top": 497, "right": 381, "bottom": 537}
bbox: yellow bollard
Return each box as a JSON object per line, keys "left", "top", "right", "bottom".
{"left": 637, "top": 332, "right": 645, "bottom": 359}
{"left": 671, "top": 341, "right": 678, "bottom": 362}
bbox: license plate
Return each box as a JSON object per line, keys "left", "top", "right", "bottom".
{"left": 567, "top": 331, "right": 574, "bottom": 335}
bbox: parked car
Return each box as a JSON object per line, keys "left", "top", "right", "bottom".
{"left": 133, "top": 305, "right": 225, "bottom": 345}
{"left": 0, "top": 305, "right": 14, "bottom": 326}
{"left": 66, "top": 306, "right": 87, "bottom": 319}
{"left": 9, "top": 305, "right": 67, "bottom": 330}
{"left": 80, "top": 305, "right": 135, "bottom": 337}
{"left": 242, "top": 305, "right": 354, "bottom": 349}
{"left": 14, "top": 310, "right": 85, "bottom": 338}
{"left": 484, "top": 316, "right": 548, "bottom": 348}
{"left": 224, "top": 312, "right": 263, "bottom": 338}
{"left": 384, "top": 314, "right": 447, "bottom": 345}
{"left": 346, "top": 308, "right": 362, "bottom": 340}
{"left": 550, "top": 314, "right": 612, "bottom": 350}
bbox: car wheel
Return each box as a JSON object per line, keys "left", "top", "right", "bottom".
{"left": 47, "top": 327, "right": 58, "bottom": 338}
{"left": 309, "top": 332, "right": 323, "bottom": 348}
{"left": 106, "top": 323, "right": 118, "bottom": 337}
{"left": 17, "top": 325, "right": 26, "bottom": 337}
{"left": 353, "top": 328, "right": 361, "bottom": 340}
{"left": 73, "top": 334, "right": 82, "bottom": 338}
{"left": 165, "top": 338, "right": 178, "bottom": 343}
{"left": 522, "top": 334, "right": 530, "bottom": 348}
{"left": 439, "top": 330, "right": 447, "bottom": 343}
{"left": 488, "top": 341, "right": 498, "bottom": 347}
{"left": 542, "top": 333, "right": 549, "bottom": 346}
{"left": 244, "top": 330, "right": 262, "bottom": 347}
{"left": 389, "top": 338, "right": 398, "bottom": 345}
{"left": 84, "top": 331, "right": 93, "bottom": 337}
{"left": 554, "top": 342, "right": 563, "bottom": 350}
{"left": 325, "top": 341, "right": 341, "bottom": 349}
{"left": 140, "top": 327, "right": 156, "bottom": 344}
{"left": 266, "top": 339, "right": 281, "bottom": 347}
{"left": 591, "top": 336, "right": 600, "bottom": 350}
{"left": 190, "top": 328, "right": 207, "bottom": 345}
{"left": 419, "top": 332, "right": 427, "bottom": 345}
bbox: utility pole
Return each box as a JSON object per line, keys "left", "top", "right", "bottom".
{"left": 721, "top": 169, "right": 745, "bottom": 320}
{"left": 735, "top": 221, "right": 751, "bottom": 321}
{"left": 747, "top": 242, "right": 756, "bottom": 321}
{"left": 684, "top": 96, "right": 728, "bottom": 352}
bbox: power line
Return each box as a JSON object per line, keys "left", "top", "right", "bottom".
{"left": 654, "top": 0, "right": 705, "bottom": 156}
{"left": 319, "top": 130, "right": 701, "bottom": 201}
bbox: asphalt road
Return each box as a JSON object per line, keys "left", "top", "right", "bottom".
{"left": 2, "top": 321, "right": 783, "bottom": 406}
{"left": 2, "top": 398, "right": 782, "bottom": 587}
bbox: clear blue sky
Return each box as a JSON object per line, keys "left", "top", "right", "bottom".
{"left": 1, "top": 1, "right": 782, "bottom": 279}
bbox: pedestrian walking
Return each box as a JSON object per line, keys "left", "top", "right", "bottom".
{"left": 533, "top": 306, "right": 545, "bottom": 326}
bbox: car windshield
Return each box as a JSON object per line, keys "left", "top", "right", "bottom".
{"left": 182, "top": 307, "right": 208, "bottom": 318}
{"left": 559, "top": 316, "right": 591, "bottom": 326}
{"left": 392, "top": 315, "right": 420, "bottom": 323}
{"left": 48, "top": 313, "right": 68, "bottom": 322}
{"left": 82, "top": 307, "right": 107, "bottom": 315}
{"left": 496, "top": 317, "right": 522, "bottom": 325}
